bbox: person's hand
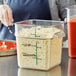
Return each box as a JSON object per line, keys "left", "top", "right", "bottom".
{"left": 0, "top": 5, "right": 13, "bottom": 26}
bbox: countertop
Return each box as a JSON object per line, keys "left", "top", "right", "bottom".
{"left": 0, "top": 48, "right": 75, "bottom": 76}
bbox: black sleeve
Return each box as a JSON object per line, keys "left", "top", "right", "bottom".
{"left": 55, "top": 0, "right": 68, "bottom": 21}
{"left": 56, "top": 0, "right": 76, "bottom": 21}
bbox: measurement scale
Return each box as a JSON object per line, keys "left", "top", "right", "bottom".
{"left": 22, "top": 41, "right": 42, "bottom": 65}
{"left": 31, "top": 27, "right": 40, "bottom": 37}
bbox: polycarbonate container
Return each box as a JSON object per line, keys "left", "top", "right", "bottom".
{"left": 66, "top": 5, "right": 76, "bottom": 58}
{"left": 18, "top": 66, "right": 61, "bottom": 76}
{"left": 15, "top": 20, "right": 65, "bottom": 70}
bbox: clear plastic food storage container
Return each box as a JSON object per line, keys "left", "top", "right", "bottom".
{"left": 66, "top": 5, "right": 76, "bottom": 58}
{"left": 18, "top": 66, "right": 61, "bottom": 76}
{"left": 15, "top": 20, "right": 65, "bottom": 70}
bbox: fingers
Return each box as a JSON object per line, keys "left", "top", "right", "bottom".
{"left": 0, "top": 5, "right": 13, "bottom": 26}
{"left": 6, "top": 5, "right": 13, "bottom": 25}
{"left": 0, "top": 6, "right": 4, "bottom": 23}
{"left": 2, "top": 6, "right": 9, "bottom": 26}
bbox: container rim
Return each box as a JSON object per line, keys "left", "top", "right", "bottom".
{"left": 0, "top": 40, "right": 16, "bottom": 43}
{"left": 15, "top": 19, "right": 64, "bottom": 25}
